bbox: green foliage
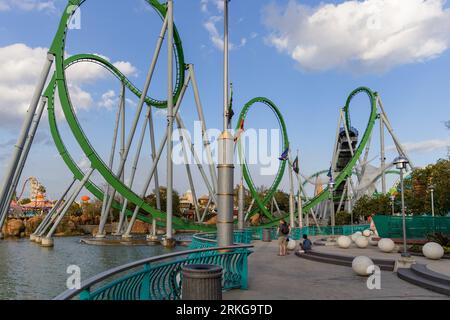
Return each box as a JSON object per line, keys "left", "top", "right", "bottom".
{"left": 273, "top": 190, "right": 289, "bottom": 212}
{"left": 18, "top": 198, "right": 31, "bottom": 205}
{"left": 352, "top": 194, "right": 394, "bottom": 220}
{"left": 403, "top": 159, "right": 450, "bottom": 215}
{"left": 144, "top": 187, "right": 181, "bottom": 217}
{"left": 426, "top": 232, "right": 450, "bottom": 247}
{"left": 67, "top": 202, "right": 81, "bottom": 216}
{"left": 335, "top": 211, "right": 352, "bottom": 225}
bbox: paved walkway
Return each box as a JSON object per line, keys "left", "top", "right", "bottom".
{"left": 224, "top": 240, "right": 449, "bottom": 300}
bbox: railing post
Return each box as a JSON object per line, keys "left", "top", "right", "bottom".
{"left": 240, "top": 252, "right": 249, "bottom": 290}
{"left": 140, "top": 263, "right": 152, "bottom": 300}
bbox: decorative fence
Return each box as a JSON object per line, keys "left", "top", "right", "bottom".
{"left": 190, "top": 229, "right": 253, "bottom": 249}
{"left": 251, "top": 225, "right": 370, "bottom": 241}
{"left": 373, "top": 215, "right": 450, "bottom": 239}
{"left": 54, "top": 245, "right": 252, "bottom": 301}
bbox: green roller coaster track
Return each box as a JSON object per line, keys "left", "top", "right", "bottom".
{"left": 238, "top": 87, "right": 379, "bottom": 227}
{"left": 46, "top": 0, "right": 383, "bottom": 232}
{"left": 46, "top": 0, "right": 213, "bottom": 232}
{"left": 236, "top": 97, "right": 289, "bottom": 221}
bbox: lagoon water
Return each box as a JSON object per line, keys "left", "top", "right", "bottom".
{"left": 0, "top": 237, "right": 185, "bottom": 300}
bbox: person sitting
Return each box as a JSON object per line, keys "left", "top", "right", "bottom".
{"left": 298, "top": 234, "right": 312, "bottom": 253}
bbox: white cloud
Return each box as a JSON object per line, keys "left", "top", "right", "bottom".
{"left": 263, "top": 0, "right": 450, "bottom": 73}
{"left": 203, "top": 15, "right": 248, "bottom": 51}
{"left": 0, "top": 43, "right": 138, "bottom": 128}
{"left": 0, "top": 0, "right": 56, "bottom": 12}
{"left": 201, "top": 0, "right": 223, "bottom": 13}
{"left": 388, "top": 137, "right": 450, "bottom": 154}
{"left": 98, "top": 90, "right": 117, "bottom": 110}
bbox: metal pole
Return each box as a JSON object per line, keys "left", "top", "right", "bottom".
{"left": 217, "top": 0, "right": 234, "bottom": 247}
{"left": 42, "top": 168, "right": 94, "bottom": 246}
{"left": 296, "top": 151, "right": 303, "bottom": 229}
{"left": 122, "top": 73, "right": 191, "bottom": 238}
{"left": 238, "top": 176, "right": 245, "bottom": 230}
{"left": 244, "top": 198, "right": 255, "bottom": 222}
{"left": 0, "top": 98, "right": 48, "bottom": 222}
{"left": 189, "top": 65, "right": 218, "bottom": 192}
{"left": 430, "top": 189, "right": 435, "bottom": 217}
{"left": 330, "top": 186, "right": 335, "bottom": 229}
{"left": 115, "top": 105, "right": 151, "bottom": 235}
{"left": 165, "top": 0, "right": 175, "bottom": 244}
{"left": 149, "top": 107, "right": 161, "bottom": 238}
{"left": 378, "top": 98, "right": 415, "bottom": 170}
{"left": 99, "top": 85, "right": 124, "bottom": 236}
{"left": 98, "top": 15, "right": 169, "bottom": 235}
{"left": 32, "top": 178, "right": 76, "bottom": 238}
{"left": 177, "top": 124, "right": 201, "bottom": 222}
{"left": 0, "top": 54, "right": 54, "bottom": 234}
{"left": 400, "top": 169, "right": 409, "bottom": 257}
{"left": 379, "top": 112, "right": 387, "bottom": 194}
{"left": 288, "top": 153, "right": 295, "bottom": 228}
{"left": 175, "top": 115, "right": 217, "bottom": 204}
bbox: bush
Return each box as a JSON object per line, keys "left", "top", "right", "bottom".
{"left": 426, "top": 232, "right": 450, "bottom": 247}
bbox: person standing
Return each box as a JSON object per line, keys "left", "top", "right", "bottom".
{"left": 277, "top": 219, "right": 291, "bottom": 256}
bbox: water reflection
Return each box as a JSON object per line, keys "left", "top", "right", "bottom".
{"left": 0, "top": 237, "right": 185, "bottom": 300}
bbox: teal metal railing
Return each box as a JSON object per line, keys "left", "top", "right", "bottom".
{"left": 251, "top": 224, "right": 370, "bottom": 241}
{"left": 54, "top": 245, "right": 252, "bottom": 300}
{"left": 190, "top": 229, "right": 253, "bottom": 249}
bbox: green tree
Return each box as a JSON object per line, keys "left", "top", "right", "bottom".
{"left": 352, "top": 194, "right": 394, "bottom": 221}
{"left": 403, "top": 159, "right": 450, "bottom": 215}
{"left": 335, "top": 211, "right": 352, "bottom": 225}
{"left": 273, "top": 190, "right": 289, "bottom": 212}
{"left": 144, "top": 187, "right": 181, "bottom": 217}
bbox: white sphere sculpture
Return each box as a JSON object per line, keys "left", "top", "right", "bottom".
{"left": 355, "top": 236, "right": 369, "bottom": 248}
{"left": 368, "top": 236, "right": 379, "bottom": 246}
{"left": 422, "top": 242, "right": 444, "bottom": 260}
{"left": 337, "top": 236, "right": 352, "bottom": 249}
{"left": 351, "top": 232, "right": 362, "bottom": 242}
{"left": 378, "top": 238, "right": 395, "bottom": 253}
{"left": 363, "top": 230, "right": 372, "bottom": 237}
{"left": 352, "top": 256, "right": 375, "bottom": 276}
{"left": 287, "top": 239, "right": 297, "bottom": 251}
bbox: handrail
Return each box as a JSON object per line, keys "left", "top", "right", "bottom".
{"left": 54, "top": 244, "right": 252, "bottom": 300}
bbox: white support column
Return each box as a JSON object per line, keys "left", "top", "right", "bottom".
{"left": 379, "top": 107, "right": 387, "bottom": 194}
{"left": 41, "top": 168, "right": 94, "bottom": 247}
{"left": 0, "top": 54, "right": 54, "bottom": 235}
{"left": 189, "top": 65, "right": 218, "bottom": 193}
{"left": 217, "top": 0, "right": 234, "bottom": 247}
{"left": 288, "top": 153, "right": 296, "bottom": 228}
{"left": 98, "top": 15, "right": 169, "bottom": 236}
{"left": 165, "top": 0, "right": 175, "bottom": 245}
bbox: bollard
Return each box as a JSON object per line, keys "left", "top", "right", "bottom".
{"left": 182, "top": 264, "right": 223, "bottom": 300}
{"left": 262, "top": 228, "right": 272, "bottom": 242}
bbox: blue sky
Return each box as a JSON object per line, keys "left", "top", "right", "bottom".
{"left": 0, "top": 0, "right": 449, "bottom": 200}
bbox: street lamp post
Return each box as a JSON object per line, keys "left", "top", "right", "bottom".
{"left": 428, "top": 185, "right": 435, "bottom": 217}
{"left": 217, "top": 0, "right": 234, "bottom": 247}
{"left": 390, "top": 195, "right": 395, "bottom": 216}
{"left": 394, "top": 156, "right": 410, "bottom": 258}
{"left": 329, "top": 179, "right": 335, "bottom": 234}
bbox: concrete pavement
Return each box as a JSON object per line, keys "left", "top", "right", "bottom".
{"left": 224, "top": 240, "right": 449, "bottom": 300}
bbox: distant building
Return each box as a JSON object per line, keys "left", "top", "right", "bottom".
{"left": 198, "top": 194, "right": 216, "bottom": 211}
{"left": 180, "top": 190, "right": 194, "bottom": 211}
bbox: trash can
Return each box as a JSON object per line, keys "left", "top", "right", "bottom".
{"left": 182, "top": 264, "right": 223, "bottom": 300}
{"left": 263, "top": 228, "right": 272, "bottom": 242}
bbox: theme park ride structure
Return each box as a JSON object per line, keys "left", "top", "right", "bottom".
{"left": 0, "top": 1, "right": 414, "bottom": 243}
{"left": 236, "top": 87, "right": 414, "bottom": 228}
